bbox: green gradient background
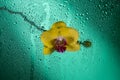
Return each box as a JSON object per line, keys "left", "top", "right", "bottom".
{"left": 0, "top": 0, "right": 120, "bottom": 80}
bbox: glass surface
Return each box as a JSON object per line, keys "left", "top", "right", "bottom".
{"left": 0, "top": 0, "right": 120, "bottom": 80}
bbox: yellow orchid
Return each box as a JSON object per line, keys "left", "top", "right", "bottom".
{"left": 40, "top": 21, "right": 80, "bottom": 55}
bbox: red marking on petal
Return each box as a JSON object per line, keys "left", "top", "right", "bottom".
{"left": 54, "top": 37, "right": 67, "bottom": 53}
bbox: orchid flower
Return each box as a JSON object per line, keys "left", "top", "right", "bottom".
{"left": 40, "top": 21, "right": 80, "bottom": 55}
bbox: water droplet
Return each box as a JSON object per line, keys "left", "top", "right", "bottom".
{"left": 58, "top": 57, "right": 61, "bottom": 60}
{"left": 81, "top": 31, "right": 84, "bottom": 35}
{"left": 81, "top": 13, "right": 85, "bottom": 16}
{"left": 85, "top": 17, "right": 89, "bottom": 20}
{"left": 13, "top": 21, "right": 17, "bottom": 25}
{"left": 23, "top": 52, "right": 26, "bottom": 55}
{"left": 64, "top": 1, "right": 68, "bottom": 3}
{"left": 59, "top": 4, "right": 64, "bottom": 7}
{"left": 28, "top": 47, "right": 30, "bottom": 50}
{"left": 102, "top": 10, "right": 105, "bottom": 13}
{"left": 22, "top": 32, "right": 25, "bottom": 34}
{"left": 39, "top": 59, "right": 42, "bottom": 61}
{"left": 35, "top": 35, "right": 39, "bottom": 38}
{"left": 0, "top": 30, "right": 1, "bottom": 36}
{"left": 105, "top": 4, "right": 108, "bottom": 7}
{"left": 31, "top": 67, "right": 34, "bottom": 71}
{"left": 110, "top": 12, "right": 113, "bottom": 15}
{"left": 100, "top": 0, "right": 104, "bottom": 2}
{"left": 75, "top": 13, "right": 79, "bottom": 16}
{"left": 31, "top": 44, "right": 33, "bottom": 47}
{"left": 47, "top": 67, "right": 50, "bottom": 69}
{"left": 10, "top": 38, "right": 14, "bottom": 42}
{"left": 0, "top": 42, "right": 3, "bottom": 49}
{"left": 67, "top": 8, "right": 70, "bottom": 11}
{"left": 98, "top": 5, "right": 102, "bottom": 9}
{"left": 0, "top": 28, "right": 4, "bottom": 36}
{"left": 112, "top": 30, "right": 116, "bottom": 35}
{"left": 86, "top": 12, "right": 89, "bottom": 15}
{"left": 105, "top": 11, "right": 108, "bottom": 15}
{"left": 89, "top": 0, "right": 92, "bottom": 2}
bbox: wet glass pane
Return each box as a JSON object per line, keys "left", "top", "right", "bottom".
{"left": 0, "top": 0, "right": 120, "bottom": 80}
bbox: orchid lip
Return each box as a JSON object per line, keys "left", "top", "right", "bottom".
{"left": 54, "top": 36, "right": 67, "bottom": 53}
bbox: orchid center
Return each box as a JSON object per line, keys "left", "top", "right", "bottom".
{"left": 54, "top": 36, "right": 67, "bottom": 53}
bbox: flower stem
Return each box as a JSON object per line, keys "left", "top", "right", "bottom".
{"left": 0, "top": 6, "right": 47, "bottom": 32}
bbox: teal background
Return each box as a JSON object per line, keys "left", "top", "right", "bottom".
{"left": 0, "top": 0, "right": 120, "bottom": 80}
